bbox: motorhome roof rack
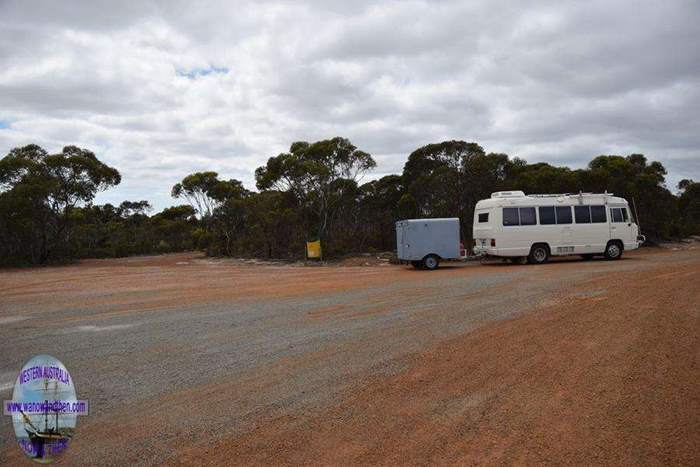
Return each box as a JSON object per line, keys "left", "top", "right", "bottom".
{"left": 528, "top": 192, "right": 614, "bottom": 198}
{"left": 490, "top": 191, "right": 526, "bottom": 198}
{"left": 493, "top": 191, "right": 615, "bottom": 199}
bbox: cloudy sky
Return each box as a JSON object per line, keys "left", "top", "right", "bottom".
{"left": 1, "top": 0, "right": 698, "bottom": 210}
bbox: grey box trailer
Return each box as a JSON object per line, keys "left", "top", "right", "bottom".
{"left": 396, "top": 218, "right": 462, "bottom": 270}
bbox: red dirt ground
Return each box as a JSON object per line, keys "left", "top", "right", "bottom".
{"left": 171, "top": 252, "right": 700, "bottom": 466}
{"left": 1, "top": 249, "right": 698, "bottom": 465}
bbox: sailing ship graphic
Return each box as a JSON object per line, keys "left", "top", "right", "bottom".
{"left": 18, "top": 378, "right": 73, "bottom": 462}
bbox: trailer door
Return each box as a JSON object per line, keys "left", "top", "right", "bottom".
{"left": 396, "top": 222, "right": 405, "bottom": 259}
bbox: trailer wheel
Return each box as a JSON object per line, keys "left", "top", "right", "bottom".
{"left": 528, "top": 244, "right": 549, "bottom": 264}
{"left": 423, "top": 254, "right": 440, "bottom": 270}
{"left": 604, "top": 241, "right": 623, "bottom": 260}
{"left": 411, "top": 260, "right": 423, "bottom": 269}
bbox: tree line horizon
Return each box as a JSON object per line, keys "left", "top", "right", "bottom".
{"left": 1, "top": 137, "right": 698, "bottom": 266}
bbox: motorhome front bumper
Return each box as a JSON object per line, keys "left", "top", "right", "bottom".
{"left": 637, "top": 234, "right": 646, "bottom": 247}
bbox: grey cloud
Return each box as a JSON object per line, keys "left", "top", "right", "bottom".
{"left": 1, "top": 0, "right": 699, "bottom": 210}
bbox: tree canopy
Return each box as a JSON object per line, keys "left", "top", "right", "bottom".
{"left": 255, "top": 136, "right": 376, "bottom": 242}
{"left": 0, "top": 144, "right": 120, "bottom": 264}
{"left": 1, "top": 139, "right": 698, "bottom": 266}
{"left": 172, "top": 171, "right": 247, "bottom": 218}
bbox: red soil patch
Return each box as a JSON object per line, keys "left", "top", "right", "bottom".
{"left": 174, "top": 254, "right": 700, "bottom": 466}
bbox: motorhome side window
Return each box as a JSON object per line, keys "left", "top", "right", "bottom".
{"left": 538, "top": 206, "right": 555, "bottom": 225}
{"left": 520, "top": 207, "right": 536, "bottom": 225}
{"left": 575, "top": 205, "right": 607, "bottom": 223}
{"left": 478, "top": 213, "right": 489, "bottom": 223}
{"left": 574, "top": 205, "right": 591, "bottom": 223}
{"left": 590, "top": 206, "right": 606, "bottom": 223}
{"left": 555, "top": 206, "right": 572, "bottom": 224}
{"left": 503, "top": 208, "right": 519, "bottom": 226}
{"left": 502, "top": 207, "right": 536, "bottom": 226}
{"left": 611, "top": 207, "right": 629, "bottom": 223}
{"left": 539, "top": 206, "right": 574, "bottom": 225}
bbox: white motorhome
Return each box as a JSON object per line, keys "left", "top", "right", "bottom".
{"left": 473, "top": 191, "right": 644, "bottom": 264}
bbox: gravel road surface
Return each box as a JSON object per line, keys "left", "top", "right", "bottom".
{"left": 0, "top": 249, "right": 698, "bottom": 465}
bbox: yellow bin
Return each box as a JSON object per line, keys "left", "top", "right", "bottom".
{"left": 306, "top": 240, "right": 322, "bottom": 259}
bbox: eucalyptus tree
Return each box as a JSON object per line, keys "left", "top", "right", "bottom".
{"left": 171, "top": 171, "right": 247, "bottom": 218}
{"left": 255, "top": 137, "right": 376, "bottom": 243}
{"left": 0, "top": 144, "right": 120, "bottom": 264}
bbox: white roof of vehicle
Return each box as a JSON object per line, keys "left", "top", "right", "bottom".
{"left": 476, "top": 192, "right": 629, "bottom": 208}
